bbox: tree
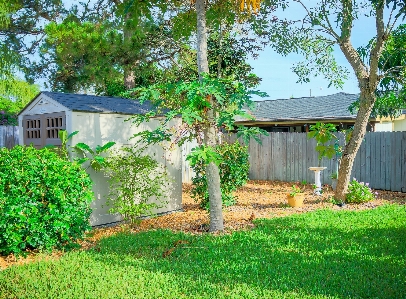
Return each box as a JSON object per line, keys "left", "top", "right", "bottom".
{"left": 181, "top": 0, "right": 262, "bottom": 231}
{"left": 349, "top": 23, "right": 406, "bottom": 118}
{"left": 0, "top": 0, "right": 66, "bottom": 79}
{"left": 126, "top": 0, "right": 268, "bottom": 232}
{"left": 26, "top": 0, "right": 195, "bottom": 94}
{"left": 264, "top": 0, "right": 405, "bottom": 202}
{"left": 0, "top": 76, "right": 39, "bottom": 114}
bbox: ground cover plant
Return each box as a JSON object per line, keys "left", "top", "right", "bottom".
{"left": 0, "top": 204, "right": 405, "bottom": 299}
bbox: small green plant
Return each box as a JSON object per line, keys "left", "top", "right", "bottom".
{"left": 105, "top": 146, "right": 170, "bottom": 225}
{"left": 301, "top": 180, "right": 307, "bottom": 185}
{"left": 73, "top": 141, "right": 116, "bottom": 171}
{"left": 346, "top": 178, "right": 376, "bottom": 203}
{"left": 330, "top": 172, "right": 338, "bottom": 179}
{"left": 0, "top": 146, "right": 93, "bottom": 255}
{"left": 55, "top": 130, "right": 116, "bottom": 171}
{"left": 308, "top": 122, "right": 338, "bottom": 166}
{"left": 289, "top": 185, "right": 303, "bottom": 197}
{"left": 58, "top": 130, "right": 79, "bottom": 159}
{"left": 188, "top": 141, "right": 249, "bottom": 210}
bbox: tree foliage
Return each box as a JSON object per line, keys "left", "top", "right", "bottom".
{"left": 354, "top": 23, "right": 406, "bottom": 117}
{"left": 0, "top": 76, "right": 39, "bottom": 114}
{"left": 0, "top": 0, "right": 65, "bottom": 78}
{"left": 189, "top": 141, "right": 249, "bottom": 209}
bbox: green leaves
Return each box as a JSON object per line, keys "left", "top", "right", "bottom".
{"left": 105, "top": 146, "right": 169, "bottom": 224}
{"left": 189, "top": 142, "right": 249, "bottom": 210}
{"left": 186, "top": 145, "right": 223, "bottom": 167}
{"left": 132, "top": 74, "right": 263, "bottom": 149}
{"left": 308, "top": 122, "right": 338, "bottom": 165}
{"left": 236, "top": 126, "right": 269, "bottom": 145}
{"left": 0, "top": 145, "right": 93, "bottom": 255}
{"left": 73, "top": 141, "right": 116, "bottom": 172}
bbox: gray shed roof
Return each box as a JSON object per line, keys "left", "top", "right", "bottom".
{"left": 246, "top": 92, "right": 359, "bottom": 122}
{"left": 41, "top": 91, "right": 154, "bottom": 115}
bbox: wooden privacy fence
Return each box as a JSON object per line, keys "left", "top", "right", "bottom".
{"left": 182, "top": 132, "right": 406, "bottom": 192}
{"left": 0, "top": 126, "right": 19, "bottom": 149}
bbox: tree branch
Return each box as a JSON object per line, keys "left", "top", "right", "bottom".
{"left": 369, "top": 1, "right": 386, "bottom": 86}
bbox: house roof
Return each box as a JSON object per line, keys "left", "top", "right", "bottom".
{"left": 242, "top": 92, "right": 360, "bottom": 122}
{"left": 39, "top": 91, "right": 155, "bottom": 115}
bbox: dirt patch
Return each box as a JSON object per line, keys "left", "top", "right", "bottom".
{"left": 137, "top": 181, "right": 406, "bottom": 233}
{"left": 1, "top": 180, "right": 405, "bottom": 269}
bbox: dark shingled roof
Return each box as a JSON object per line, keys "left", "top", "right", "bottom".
{"left": 246, "top": 92, "right": 359, "bottom": 122}
{"left": 41, "top": 91, "right": 154, "bottom": 115}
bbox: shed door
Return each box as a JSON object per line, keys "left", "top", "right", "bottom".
{"left": 23, "top": 112, "right": 66, "bottom": 148}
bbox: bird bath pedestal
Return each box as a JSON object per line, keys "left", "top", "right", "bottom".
{"left": 309, "top": 167, "right": 327, "bottom": 195}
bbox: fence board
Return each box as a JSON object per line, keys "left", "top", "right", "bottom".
{"left": 365, "top": 133, "right": 371, "bottom": 185}
{"left": 374, "top": 133, "right": 382, "bottom": 189}
{"left": 182, "top": 132, "right": 406, "bottom": 192}
{"left": 385, "top": 133, "right": 391, "bottom": 190}
{"left": 0, "top": 126, "right": 19, "bottom": 149}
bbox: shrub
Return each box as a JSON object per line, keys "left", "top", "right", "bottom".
{"left": 191, "top": 141, "right": 249, "bottom": 209}
{"left": 105, "top": 146, "right": 169, "bottom": 225}
{"left": 346, "top": 178, "right": 376, "bottom": 203}
{"left": 0, "top": 146, "right": 93, "bottom": 255}
{"left": 0, "top": 110, "right": 17, "bottom": 126}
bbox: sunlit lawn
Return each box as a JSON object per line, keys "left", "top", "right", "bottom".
{"left": 1, "top": 205, "right": 405, "bottom": 299}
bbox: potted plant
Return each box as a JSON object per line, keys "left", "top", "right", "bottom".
{"left": 286, "top": 185, "right": 305, "bottom": 207}
{"left": 330, "top": 172, "right": 338, "bottom": 190}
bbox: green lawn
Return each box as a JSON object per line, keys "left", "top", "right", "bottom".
{"left": 1, "top": 205, "right": 405, "bottom": 299}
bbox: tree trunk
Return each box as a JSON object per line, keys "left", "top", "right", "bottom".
{"left": 123, "top": 12, "right": 135, "bottom": 90}
{"left": 334, "top": 90, "right": 376, "bottom": 202}
{"left": 334, "top": 2, "right": 385, "bottom": 202}
{"left": 196, "top": 0, "right": 224, "bottom": 231}
{"left": 124, "top": 68, "right": 135, "bottom": 89}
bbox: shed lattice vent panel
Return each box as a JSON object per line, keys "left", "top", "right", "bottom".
{"left": 26, "top": 119, "right": 41, "bottom": 139}
{"left": 22, "top": 112, "right": 66, "bottom": 148}
{"left": 46, "top": 116, "right": 64, "bottom": 139}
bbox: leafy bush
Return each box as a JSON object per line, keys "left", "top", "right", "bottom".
{"left": 190, "top": 141, "right": 249, "bottom": 209}
{"left": 346, "top": 178, "right": 376, "bottom": 203}
{"left": 105, "top": 146, "right": 170, "bottom": 225}
{"left": 0, "top": 110, "right": 17, "bottom": 126}
{"left": 0, "top": 146, "right": 93, "bottom": 255}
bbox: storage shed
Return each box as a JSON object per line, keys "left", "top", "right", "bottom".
{"left": 18, "top": 91, "right": 182, "bottom": 226}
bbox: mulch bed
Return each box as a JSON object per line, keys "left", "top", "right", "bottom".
{"left": 1, "top": 180, "right": 405, "bottom": 269}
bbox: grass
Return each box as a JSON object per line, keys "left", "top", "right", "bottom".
{"left": 1, "top": 205, "right": 405, "bottom": 299}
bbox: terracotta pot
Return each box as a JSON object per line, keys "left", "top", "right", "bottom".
{"left": 287, "top": 193, "right": 304, "bottom": 207}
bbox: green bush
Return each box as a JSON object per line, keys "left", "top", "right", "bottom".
{"left": 105, "top": 147, "right": 169, "bottom": 225}
{"left": 346, "top": 178, "right": 376, "bottom": 203}
{"left": 0, "top": 146, "right": 93, "bottom": 255}
{"left": 191, "top": 141, "right": 249, "bottom": 209}
{"left": 0, "top": 110, "right": 17, "bottom": 126}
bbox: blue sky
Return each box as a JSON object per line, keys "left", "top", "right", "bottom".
{"left": 247, "top": 2, "right": 379, "bottom": 100}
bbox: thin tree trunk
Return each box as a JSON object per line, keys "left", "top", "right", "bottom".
{"left": 335, "top": 90, "right": 376, "bottom": 202}
{"left": 334, "top": 2, "right": 385, "bottom": 202}
{"left": 124, "top": 69, "right": 135, "bottom": 89}
{"left": 196, "top": 0, "right": 224, "bottom": 231}
{"left": 124, "top": 12, "right": 135, "bottom": 89}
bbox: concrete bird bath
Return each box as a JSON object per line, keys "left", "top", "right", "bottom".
{"left": 309, "top": 167, "right": 327, "bottom": 195}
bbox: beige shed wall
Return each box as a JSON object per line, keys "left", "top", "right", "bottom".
{"left": 70, "top": 112, "right": 182, "bottom": 226}
{"left": 394, "top": 118, "right": 406, "bottom": 132}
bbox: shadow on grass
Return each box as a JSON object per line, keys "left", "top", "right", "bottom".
{"left": 91, "top": 205, "right": 406, "bottom": 298}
